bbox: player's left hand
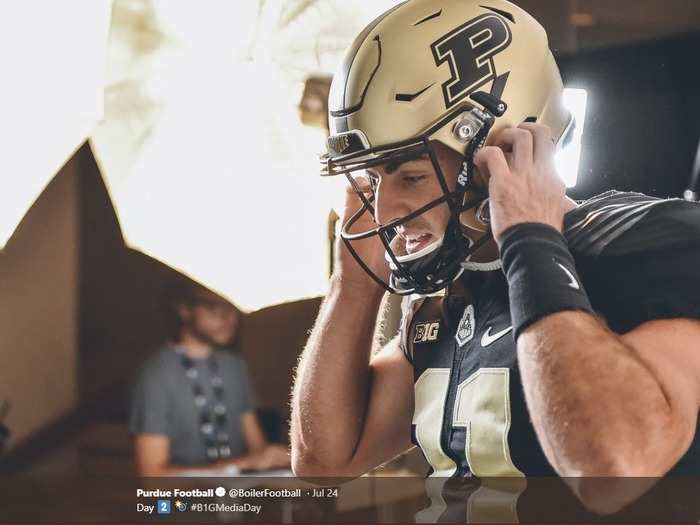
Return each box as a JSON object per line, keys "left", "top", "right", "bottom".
{"left": 473, "top": 123, "right": 567, "bottom": 243}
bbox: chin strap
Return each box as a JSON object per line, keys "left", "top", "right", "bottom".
{"left": 460, "top": 258, "right": 502, "bottom": 271}
{"left": 459, "top": 227, "right": 502, "bottom": 272}
{"left": 458, "top": 228, "right": 501, "bottom": 271}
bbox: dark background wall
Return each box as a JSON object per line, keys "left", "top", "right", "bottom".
{"left": 0, "top": 150, "right": 79, "bottom": 451}
{"left": 559, "top": 32, "right": 700, "bottom": 200}
{"left": 78, "top": 145, "right": 174, "bottom": 412}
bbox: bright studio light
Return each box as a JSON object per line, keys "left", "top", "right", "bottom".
{"left": 0, "top": 1, "right": 111, "bottom": 248}
{"left": 556, "top": 88, "right": 588, "bottom": 188}
{"left": 91, "top": 1, "right": 342, "bottom": 311}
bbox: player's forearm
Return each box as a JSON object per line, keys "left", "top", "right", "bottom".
{"left": 290, "top": 277, "right": 385, "bottom": 472}
{"left": 517, "top": 311, "right": 680, "bottom": 477}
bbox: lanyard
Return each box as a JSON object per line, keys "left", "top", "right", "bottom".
{"left": 176, "top": 349, "right": 231, "bottom": 462}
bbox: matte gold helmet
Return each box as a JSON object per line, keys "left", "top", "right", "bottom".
{"left": 322, "top": 0, "right": 573, "bottom": 295}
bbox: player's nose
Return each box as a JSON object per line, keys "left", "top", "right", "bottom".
{"left": 373, "top": 180, "right": 411, "bottom": 226}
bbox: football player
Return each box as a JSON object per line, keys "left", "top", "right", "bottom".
{"left": 290, "top": 0, "right": 700, "bottom": 516}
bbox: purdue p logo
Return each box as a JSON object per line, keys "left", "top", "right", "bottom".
{"left": 431, "top": 14, "right": 512, "bottom": 109}
{"left": 414, "top": 321, "right": 440, "bottom": 343}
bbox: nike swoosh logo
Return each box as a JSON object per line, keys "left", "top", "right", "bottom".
{"left": 395, "top": 82, "right": 435, "bottom": 102}
{"left": 556, "top": 262, "right": 580, "bottom": 290}
{"left": 481, "top": 326, "right": 513, "bottom": 347}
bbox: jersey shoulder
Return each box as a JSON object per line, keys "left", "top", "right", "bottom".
{"left": 566, "top": 191, "right": 700, "bottom": 329}
{"left": 564, "top": 190, "right": 700, "bottom": 257}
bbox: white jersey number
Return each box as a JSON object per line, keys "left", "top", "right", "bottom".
{"left": 413, "top": 367, "right": 523, "bottom": 477}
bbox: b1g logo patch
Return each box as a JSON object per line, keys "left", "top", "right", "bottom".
{"left": 414, "top": 321, "right": 440, "bottom": 343}
{"left": 431, "top": 13, "right": 512, "bottom": 109}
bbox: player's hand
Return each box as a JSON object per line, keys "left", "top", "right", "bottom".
{"left": 474, "top": 123, "right": 568, "bottom": 243}
{"left": 334, "top": 174, "right": 390, "bottom": 293}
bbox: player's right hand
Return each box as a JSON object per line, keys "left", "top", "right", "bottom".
{"left": 333, "top": 173, "right": 390, "bottom": 293}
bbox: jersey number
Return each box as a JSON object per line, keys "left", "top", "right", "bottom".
{"left": 413, "top": 367, "right": 523, "bottom": 477}
{"left": 413, "top": 367, "right": 525, "bottom": 523}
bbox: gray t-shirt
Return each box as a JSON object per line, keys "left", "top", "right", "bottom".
{"left": 128, "top": 347, "right": 257, "bottom": 466}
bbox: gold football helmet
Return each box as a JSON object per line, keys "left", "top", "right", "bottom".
{"left": 322, "top": 0, "right": 573, "bottom": 294}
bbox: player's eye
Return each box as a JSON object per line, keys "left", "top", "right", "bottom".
{"left": 401, "top": 174, "right": 428, "bottom": 185}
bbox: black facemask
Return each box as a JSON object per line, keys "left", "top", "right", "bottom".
{"left": 322, "top": 92, "right": 503, "bottom": 295}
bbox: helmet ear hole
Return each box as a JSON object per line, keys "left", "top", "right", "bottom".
{"left": 459, "top": 210, "right": 489, "bottom": 234}
{"left": 475, "top": 199, "right": 491, "bottom": 225}
{"left": 524, "top": 116, "right": 537, "bottom": 123}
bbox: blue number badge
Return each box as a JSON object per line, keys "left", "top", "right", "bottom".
{"left": 157, "top": 500, "right": 171, "bottom": 514}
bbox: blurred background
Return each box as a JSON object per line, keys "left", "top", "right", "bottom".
{"left": 0, "top": 0, "right": 698, "bottom": 478}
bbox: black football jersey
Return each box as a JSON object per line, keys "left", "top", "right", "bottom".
{"left": 399, "top": 191, "right": 700, "bottom": 479}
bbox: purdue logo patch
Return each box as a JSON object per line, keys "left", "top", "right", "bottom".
{"left": 414, "top": 321, "right": 440, "bottom": 343}
{"left": 430, "top": 13, "right": 512, "bottom": 109}
{"left": 455, "top": 304, "right": 476, "bottom": 346}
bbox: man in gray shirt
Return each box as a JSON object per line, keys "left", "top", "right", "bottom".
{"left": 129, "top": 280, "right": 289, "bottom": 475}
